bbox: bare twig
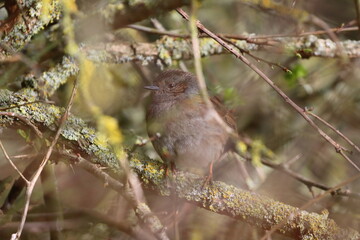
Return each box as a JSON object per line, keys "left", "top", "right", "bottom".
{"left": 307, "top": 111, "right": 360, "bottom": 154}
{"left": 127, "top": 23, "right": 359, "bottom": 42}
{"left": 0, "top": 112, "right": 43, "bottom": 138}
{"left": 176, "top": 8, "right": 360, "bottom": 173}
{"left": 11, "top": 77, "right": 78, "bottom": 240}
{"left": 261, "top": 159, "right": 360, "bottom": 199}
{"left": 249, "top": 26, "right": 358, "bottom": 39}
{"left": 0, "top": 140, "right": 29, "bottom": 184}
{"left": 222, "top": 36, "right": 291, "bottom": 72}
{"left": 59, "top": 150, "right": 124, "bottom": 192}
{"left": 10, "top": 153, "right": 38, "bottom": 159}
{"left": 59, "top": 150, "right": 168, "bottom": 240}
{"left": 354, "top": 0, "right": 360, "bottom": 35}
{"left": 310, "top": 15, "right": 347, "bottom": 60}
{"left": 260, "top": 173, "right": 360, "bottom": 240}
{"left": 40, "top": 165, "right": 63, "bottom": 240}
{"left": 0, "top": 42, "right": 40, "bottom": 76}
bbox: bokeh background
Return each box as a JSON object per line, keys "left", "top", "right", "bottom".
{"left": 0, "top": 0, "right": 359, "bottom": 239}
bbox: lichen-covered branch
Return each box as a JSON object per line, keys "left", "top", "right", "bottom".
{"left": 286, "top": 35, "right": 360, "bottom": 58}
{"left": 130, "top": 156, "right": 359, "bottom": 240}
{"left": 22, "top": 56, "right": 79, "bottom": 98}
{"left": 17, "top": 34, "right": 360, "bottom": 98}
{"left": 81, "top": 42, "right": 158, "bottom": 65}
{"left": 82, "top": 35, "right": 360, "bottom": 68}
{"left": 0, "top": 0, "right": 190, "bottom": 57}
{"left": 0, "top": 88, "right": 122, "bottom": 176}
{"left": 0, "top": 89, "right": 358, "bottom": 240}
{"left": 0, "top": 88, "right": 169, "bottom": 240}
{"left": 0, "top": 0, "right": 61, "bottom": 54}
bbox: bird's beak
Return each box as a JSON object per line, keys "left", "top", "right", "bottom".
{"left": 144, "top": 85, "right": 160, "bottom": 91}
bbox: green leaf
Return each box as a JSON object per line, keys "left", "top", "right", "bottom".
{"left": 284, "top": 64, "right": 308, "bottom": 87}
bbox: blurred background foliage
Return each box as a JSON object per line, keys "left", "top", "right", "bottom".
{"left": 0, "top": 0, "right": 359, "bottom": 239}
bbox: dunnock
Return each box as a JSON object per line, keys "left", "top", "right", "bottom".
{"left": 145, "top": 70, "right": 237, "bottom": 178}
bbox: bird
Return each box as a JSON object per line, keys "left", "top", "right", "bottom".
{"left": 145, "top": 69, "right": 237, "bottom": 180}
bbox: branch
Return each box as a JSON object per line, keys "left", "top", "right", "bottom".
{"left": 10, "top": 76, "right": 78, "bottom": 240}
{"left": 17, "top": 33, "right": 360, "bottom": 98}
{"left": 21, "top": 56, "right": 79, "bottom": 98}
{"left": 0, "top": 0, "right": 61, "bottom": 53}
{"left": 0, "top": 89, "right": 359, "bottom": 240}
{"left": 81, "top": 35, "right": 360, "bottom": 68}
{"left": 0, "top": 89, "right": 169, "bottom": 240}
{"left": 130, "top": 156, "right": 360, "bottom": 240}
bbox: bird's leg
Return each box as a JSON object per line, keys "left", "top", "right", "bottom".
{"left": 202, "top": 160, "right": 214, "bottom": 189}
{"left": 164, "top": 160, "right": 177, "bottom": 189}
{"left": 165, "top": 160, "right": 176, "bottom": 177}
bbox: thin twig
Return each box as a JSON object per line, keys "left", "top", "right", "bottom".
{"left": 0, "top": 140, "right": 29, "bottom": 184}
{"left": 10, "top": 153, "right": 38, "bottom": 159}
{"left": 261, "top": 159, "right": 360, "bottom": 199}
{"left": 127, "top": 23, "right": 358, "bottom": 41}
{"left": 40, "top": 165, "right": 63, "bottom": 240}
{"left": 310, "top": 15, "right": 347, "bottom": 61}
{"left": 127, "top": 24, "right": 187, "bottom": 38}
{"left": 354, "top": 0, "right": 360, "bottom": 35}
{"left": 59, "top": 150, "right": 168, "bottom": 240}
{"left": 0, "top": 42, "right": 40, "bottom": 76}
{"left": 187, "top": 1, "right": 235, "bottom": 139}
{"left": 221, "top": 36, "right": 290, "bottom": 72}
{"left": 59, "top": 150, "right": 124, "bottom": 192}
{"left": 11, "top": 77, "right": 78, "bottom": 240}
{"left": 0, "top": 112, "right": 43, "bottom": 138}
{"left": 176, "top": 8, "right": 360, "bottom": 173}
{"left": 259, "top": 173, "right": 360, "bottom": 240}
{"left": 307, "top": 111, "right": 360, "bottom": 154}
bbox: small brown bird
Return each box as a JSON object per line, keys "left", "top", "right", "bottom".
{"left": 145, "top": 70, "right": 237, "bottom": 178}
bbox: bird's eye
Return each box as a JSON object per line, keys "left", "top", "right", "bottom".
{"left": 168, "top": 83, "right": 175, "bottom": 89}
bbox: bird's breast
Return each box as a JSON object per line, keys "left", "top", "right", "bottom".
{"left": 147, "top": 100, "right": 229, "bottom": 167}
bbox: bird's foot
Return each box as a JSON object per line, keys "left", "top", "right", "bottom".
{"left": 164, "top": 162, "right": 176, "bottom": 188}
{"left": 201, "top": 161, "right": 214, "bottom": 189}
{"left": 201, "top": 173, "right": 213, "bottom": 189}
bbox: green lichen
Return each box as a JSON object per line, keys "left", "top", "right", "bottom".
{"left": 22, "top": 56, "right": 79, "bottom": 98}
{"left": 0, "top": 89, "right": 122, "bottom": 174}
{"left": 156, "top": 36, "right": 234, "bottom": 68}
{"left": 156, "top": 37, "right": 188, "bottom": 67}
{"left": 1, "top": 0, "right": 61, "bottom": 53}
{"left": 129, "top": 154, "right": 359, "bottom": 239}
{"left": 0, "top": 88, "right": 358, "bottom": 239}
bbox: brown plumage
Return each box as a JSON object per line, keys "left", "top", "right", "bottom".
{"left": 145, "top": 70, "right": 237, "bottom": 176}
